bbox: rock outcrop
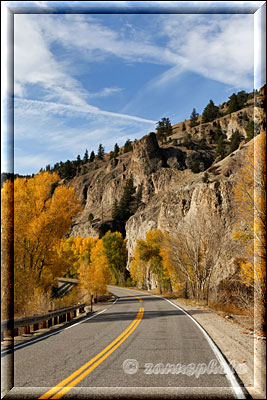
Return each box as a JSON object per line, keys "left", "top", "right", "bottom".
{"left": 67, "top": 93, "right": 265, "bottom": 288}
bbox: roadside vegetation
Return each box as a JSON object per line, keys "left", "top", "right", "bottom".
{"left": 1, "top": 86, "right": 265, "bottom": 334}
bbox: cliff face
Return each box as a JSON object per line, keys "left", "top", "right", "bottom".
{"left": 68, "top": 99, "right": 264, "bottom": 287}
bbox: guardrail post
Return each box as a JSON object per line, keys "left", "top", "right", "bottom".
{"left": 33, "top": 323, "right": 39, "bottom": 331}
{"left": 41, "top": 320, "right": 47, "bottom": 329}
{"left": 24, "top": 326, "right": 30, "bottom": 334}
{"left": 1, "top": 303, "right": 86, "bottom": 339}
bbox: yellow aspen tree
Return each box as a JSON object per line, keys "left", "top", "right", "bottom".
{"left": 130, "top": 229, "right": 171, "bottom": 293}
{"left": 130, "top": 246, "right": 148, "bottom": 287}
{"left": 1, "top": 179, "right": 14, "bottom": 320}
{"left": 1, "top": 172, "right": 81, "bottom": 316}
{"left": 78, "top": 239, "right": 111, "bottom": 299}
{"left": 90, "top": 240, "right": 111, "bottom": 296}
{"left": 233, "top": 132, "right": 266, "bottom": 332}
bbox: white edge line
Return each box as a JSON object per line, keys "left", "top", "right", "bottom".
{"left": 2, "top": 295, "right": 118, "bottom": 356}
{"left": 109, "top": 287, "right": 246, "bottom": 400}
{"left": 64, "top": 308, "right": 107, "bottom": 330}
{"left": 155, "top": 295, "right": 246, "bottom": 400}
{"left": 1, "top": 309, "right": 107, "bottom": 355}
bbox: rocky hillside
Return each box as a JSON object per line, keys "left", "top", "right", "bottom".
{"left": 66, "top": 87, "right": 265, "bottom": 286}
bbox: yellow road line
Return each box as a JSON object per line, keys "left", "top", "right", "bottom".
{"left": 39, "top": 307, "right": 144, "bottom": 399}
{"left": 114, "top": 288, "right": 143, "bottom": 302}
{"left": 51, "top": 308, "right": 144, "bottom": 399}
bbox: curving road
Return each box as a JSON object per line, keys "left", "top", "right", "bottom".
{"left": 2, "top": 286, "right": 249, "bottom": 399}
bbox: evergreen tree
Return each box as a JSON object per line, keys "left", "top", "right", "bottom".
{"left": 62, "top": 160, "right": 76, "bottom": 179}
{"left": 202, "top": 100, "right": 219, "bottom": 123}
{"left": 246, "top": 120, "right": 254, "bottom": 141}
{"left": 189, "top": 108, "right": 199, "bottom": 127}
{"left": 227, "top": 93, "right": 239, "bottom": 114}
{"left": 156, "top": 117, "right": 172, "bottom": 143}
{"left": 83, "top": 149, "right": 89, "bottom": 164}
{"left": 97, "top": 144, "right": 105, "bottom": 160}
{"left": 182, "top": 121, "right": 186, "bottom": 131}
{"left": 183, "top": 133, "right": 194, "bottom": 149}
{"left": 89, "top": 151, "right": 95, "bottom": 162}
{"left": 76, "top": 155, "right": 82, "bottom": 167}
{"left": 111, "top": 176, "right": 140, "bottom": 236}
{"left": 229, "top": 129, "right": 243, "bottom": 153}
{"left": 113, "top": 143, "right": 119, "bottom": 157}
{"left": 214, "top": 122, "right": 225, "bottom": 143}
{"left": 124, "top": 139, "right": 133, "bottom": 153}
{"left": 236, "top": 90, "right": 248, "bottom": 109}
{"left": 216, "top": 136, "right": 226, "bottom": 159}
{"left": 112, "top": 199, "right": 120, "bottom": 221}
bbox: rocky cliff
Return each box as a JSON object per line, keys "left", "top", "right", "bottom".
{"left": 67, "top": 93, "right": 265, "bottom": 287}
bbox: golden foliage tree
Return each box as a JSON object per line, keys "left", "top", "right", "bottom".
{"left": 130, "top": 229, "right": 171, "bottom": 293}
{"left": 102, "top": 231, "right": 127, "bottom": 285}
{"left": 233, "top": 132, "right": 266, "bottom": 331}
{"left": 1, "top": 172, "right": 81, "bottom": 317}
{"left": 130, "top": 246, "right": 149, "bottom": 288}
{"left": 78, "top": 239, "right": 111, "bottom": 298}
{"left": 55, "top": 236, "right": 97, "bottom": 278}
{"left": 1, "top": 179, "right": 14, "bottom": 321}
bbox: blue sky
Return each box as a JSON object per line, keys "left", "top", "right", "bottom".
{"left": 1, "top": 1, "right": 266, "bottom": 175}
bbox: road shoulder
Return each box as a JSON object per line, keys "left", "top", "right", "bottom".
{"left": 121, "top": 287, "right": 266, "bottom": 399}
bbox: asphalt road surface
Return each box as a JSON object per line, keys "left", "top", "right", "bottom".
{"left": 2, "top": 286, "right": 249, "bottom": 399}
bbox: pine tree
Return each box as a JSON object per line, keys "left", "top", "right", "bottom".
{"left": 182, "top": 122, "right": 186, "bottom": 131}
{"left": 89, "top": 151, "right": 95, "bottom": 162}
{"left": 83, "top": 149, "right": 89, "bottom": 164}
{"left": 76, "top": 155, "right": 81, "bottom": 166}
{"left": 124, "top": 139, "right": 133, "bottom": 153}
{"left": 246, "top": 120, "right": 254, "bottom": 141}
{"left": 189, "top": 108, "right": 199, "bottom": 128}
{"left": 97, "top": 144, "right": 105, "bottom": 160}
{"left": 236, "top": 90, "right": 248, "bottom": 109}
{"left": 214, "top": 122, "right": 225, "bottom": 142}
{"left": 113, "top": 143, "right": 119, "bottom": 157}
{"left": 227, "top": 93, "right": 239, "bottom": 114}
{"left": 229, "top": 129, "right": 243, "bottom": 153}
{"left": 111, "top": 176, "right": 139, "bottom": 236}
{"left": 202, "top": 100, "right": 219, "bottom": 123}
{"left": 156, "top": 117, "right": 173, "bottom": 143}
{"left": 216, "top": 136, "right": 226, "bottom": 159}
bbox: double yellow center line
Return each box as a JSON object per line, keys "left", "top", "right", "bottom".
{"left": 39, "top": 293, "right": 144, "bottom": 399}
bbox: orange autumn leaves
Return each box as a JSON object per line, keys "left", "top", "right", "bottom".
{"left": 1, "top": 171, "right": 126, "bottom": 317}
{"left": 1, "top": 172, "right": 81, "bottom": 317}
{"left": 56, "top": 236, "right": 112, "bottom": 298}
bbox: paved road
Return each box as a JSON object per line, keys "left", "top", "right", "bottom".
{"left": 2, "top": 286, "right": 248, "bottom": 399}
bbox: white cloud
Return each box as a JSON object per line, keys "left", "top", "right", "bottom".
{"left": 88, "top": 87, "right": 123, "bottom": 98}
{"left": 15, "top": 98, "right": 157, "bottom": 124}
{"left": 155, "top": 14, "right": 254, "bottom": 89}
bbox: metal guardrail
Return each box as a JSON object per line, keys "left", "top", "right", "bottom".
{"left": 1, "top": 303, "right": 85, "bottom": 341}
